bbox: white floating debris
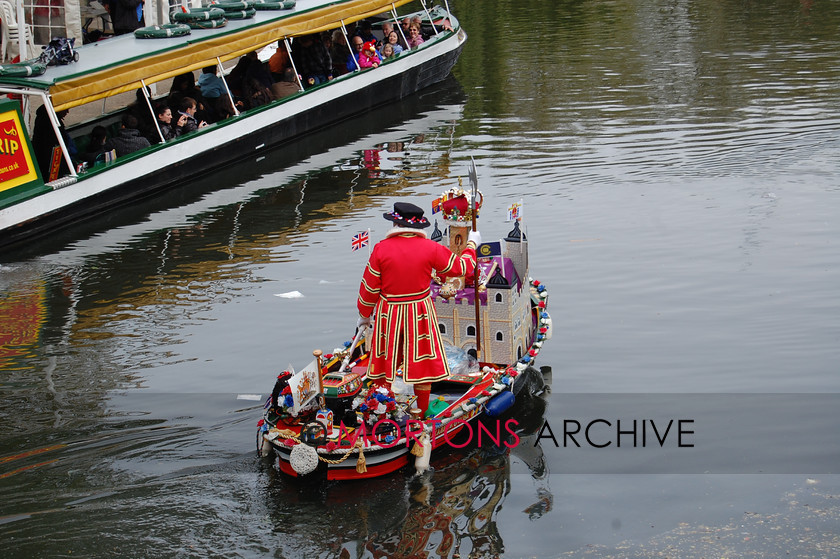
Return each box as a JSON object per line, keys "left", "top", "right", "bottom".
{"left": 237, "top": 394, "right": 262, "bottom": 401}
{"left": 275, "top": 291, "right": 304, "bottom": 298}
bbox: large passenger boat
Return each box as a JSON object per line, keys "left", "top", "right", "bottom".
{"left": 0, "top": 0, "right": 465, "bottom": 249}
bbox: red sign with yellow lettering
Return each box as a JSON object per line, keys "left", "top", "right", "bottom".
{"left": 0, "top": 101, "right": 41, "bottom": 192}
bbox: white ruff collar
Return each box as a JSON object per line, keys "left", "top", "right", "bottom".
{"left": 386, "top": 226, "right": 428, "bottom": 239}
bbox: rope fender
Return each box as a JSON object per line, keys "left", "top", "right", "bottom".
{"left": 170, "top": 7, "right": 226, "bottom": 21}
{"left": 187, "top": 18, "right": 228, "bottom": 29}
{"left": 134, "top": 23, "right": 192, "bottom": 38}
{"left": 0, "top": 58, "right": 47, "bottom": 77}
{"left": 220, "top": 8, "right": 256, "bottom": 19}
{"left": 269, "top": 428, "right": 366, "bottom": 469}
{"left": 210, "top": 0, "right": 254, "bottom": 9}
{"left": 253, "top": 0, "right": 295, "bottom": 9}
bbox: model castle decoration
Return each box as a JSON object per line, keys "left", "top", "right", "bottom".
{"left": 430, "top": 187, "right": 532, "bottom": 367}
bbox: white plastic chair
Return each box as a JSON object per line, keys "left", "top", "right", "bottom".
{"left": 1, "top": 0, "right": 35, "bottom": 62}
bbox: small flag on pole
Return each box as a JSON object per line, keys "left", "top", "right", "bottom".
{"left": 431, "top": 197, "right": 443, "bottom": 214}
{"left": 351, "top": 230, "right": 369, "bottom": 252}
{"left": 506, "top": 201, "right": 522, "bottom": 222}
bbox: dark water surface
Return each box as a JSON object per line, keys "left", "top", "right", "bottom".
{"left": 3, "top": 0, "right": 840, "bottom": 557}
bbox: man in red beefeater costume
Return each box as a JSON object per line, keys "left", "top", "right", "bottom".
{"left": 357, "top": 202, "right": 481, "bottom": 413}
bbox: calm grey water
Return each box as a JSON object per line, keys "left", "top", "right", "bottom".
{"left": 3, "top": 0, "right": 840, "bottom": 557}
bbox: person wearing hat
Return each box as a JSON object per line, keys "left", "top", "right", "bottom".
{"left": 357, "top": 202, "right": 481, "bottom": 414}
{"left": 358, "top": 41, "right": 381, "bottom": 69}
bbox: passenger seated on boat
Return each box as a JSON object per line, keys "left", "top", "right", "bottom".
{"left": 381, "top": 21, "right": 395, "bottom": 42}
{"left": 198, "top": 66, "right": 235, "bottom": 120}
{"left": 346, "top": 35, "right": 364, "bottom": 72}
{"left": 328, "top": 30, "right": 350, "bottom": 77}
{"left": 31, "top": 105, "right": 77, "bottom": 180}
{"left": 198, "top": 66, "right": 226, "bottom": 100}
{"left": 353, "top": 19, "right": 376, "bottom": 44}
{"left": 356, "top": 202, "right": 482, "bottom": 414}
{"left": 126, "top": 87, "right": 155, "bottom": 139}
{"left": 237, "top": 51, "right": 275, "bottom": 108}
{"left": 385, "top": 31, "right": 404, "bottom": 56}
{"left": 176, "top": 97, "right": 208, "bottom": 134}
{"left": 80, "top": 125, "right": 116, "bottom": 165}
{"left": 407, "top": 23, "right": 425, "bottom": 49}
{"left": 169, "top": 72, "right": 214, "bottom": 124}
{"left": 242, "top": 75, "right": 274, "bottom": 109}
{"left": 110, "top": 114, "right": 151, "bottom": 157}
{"left": 399, "top": 17, "right": 412, "bottom": 47}
{"left": 381, "top": 43, "right": 395, "bottom": 61}
{"left": 147, "top": 101, "right": 184, "bottom": 144}
{"left": 268, "top": 40, "right": 290, "bottom": 82}
{"left": 270, "top": 67, "right": 300, "bottom": 99}
{"left": 358, "top": 41, "right": 380, "bottom": 69}
{"left": 292, "top": 33, "right": 333, "bottom": 88}
{"left": 225, "top": 54, "right": 251, "bottom": 100}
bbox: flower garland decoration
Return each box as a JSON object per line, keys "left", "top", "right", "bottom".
{"left": 352, "top": 386, "right": 405, "bottom": 424}
{"left": 276, "top": 384, "right": 295, "bottom": 413}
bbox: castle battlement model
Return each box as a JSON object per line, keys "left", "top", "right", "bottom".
{"left": 429, "top": 187, "right": 533, "bottom": 366}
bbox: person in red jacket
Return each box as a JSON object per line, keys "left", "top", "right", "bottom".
{"left": 357, "top": 202, "right": 481, "bottom": 413}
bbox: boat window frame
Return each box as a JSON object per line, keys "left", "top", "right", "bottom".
{"left": 0, "top": 87, "right": 78, "bottom": 180}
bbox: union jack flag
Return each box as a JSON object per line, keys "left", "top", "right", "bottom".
{"left": 351, "top": 231, "right": 369, "bottom": 251}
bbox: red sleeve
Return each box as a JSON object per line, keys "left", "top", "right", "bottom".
{"left": 357, "top": 248, "right": 381, "bottom": 317}
{"left": 435, "top": 241, "right": 477, "bottom": 279}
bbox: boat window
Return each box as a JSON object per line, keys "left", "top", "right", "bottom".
{"left": 467, "top": 325, "right": 475, "bottom": 337}
{"left": 439, "top": 323, "right": 446, "bottom": 334}
{"left": 496, "top": 332, "right": 503, "bottom": 341}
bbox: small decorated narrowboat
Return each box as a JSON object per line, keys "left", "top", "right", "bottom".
{"left": 257, "top": 169, "right": 552, "bottom": 480}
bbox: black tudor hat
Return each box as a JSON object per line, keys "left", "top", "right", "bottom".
{"left": 383, "top": 202, "right": 431, "bottom": 229}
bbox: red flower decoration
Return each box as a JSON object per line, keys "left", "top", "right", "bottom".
{"left": 509, "top": 371, "right": 519, "bottom": 378}
{"left": 281, "top": 386, "right": 291, "bottom": 394}
{"left": 540, "top": 327, "right": 547, "bottom": 333}
{"left": 538, "top": 301, "right": 546, "bottom": 308}
{"left": 325, "top": 441, "right": 337, "bottom": 452}
{"left": 386, "top": 401, "right": 397, "bottom": 411}
{"left": 284, "top": 438, "right": 297, "bottom": 446}
{"left": 325, "top": 353, "right": 333, "bottom": 360}
{"left": 533, "top": 280, "right": 541, "bottom": 286}
{"left": 442, "top": 410, "right": 452, "bottom": 418}
{"left": 480, "top": 390, "right": 491, "bottom": 397}
{"left": 506, "top": 367, "right": 516, "bottom": 375}
{"left": 257, "top": 419, "right": 265, "bottom": 427}
{"left": 529, "top": 349, "right": 537, "bottom": 357}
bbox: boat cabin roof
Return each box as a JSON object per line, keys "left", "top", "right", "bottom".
{"left": 1, "top": 0, "right": 414, "bottom": 111}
